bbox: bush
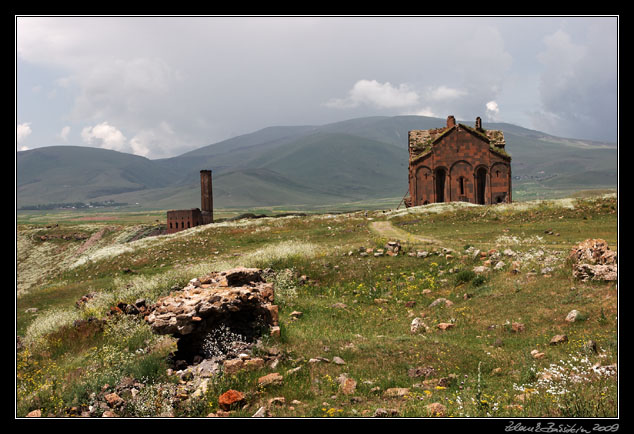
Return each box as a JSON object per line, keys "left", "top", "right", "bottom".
{"left": 454, "top": 269, "right": 476, "bottom": 285}
{"left": 471, "top": 275, "right": 487, "bottom": 287}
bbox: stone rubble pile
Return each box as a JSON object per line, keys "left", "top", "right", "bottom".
{"left": 569, "top": 239, "right": 617, "bottom": 281}
{"left": 145, "top": 267, "right": 279, "bottom": 340}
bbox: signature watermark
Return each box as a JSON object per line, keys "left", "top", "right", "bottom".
{"left": 505, "top": 421, "right": 619, "bottom": 433}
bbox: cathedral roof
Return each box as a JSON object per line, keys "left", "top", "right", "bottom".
{"left": 408, "top": 123, "right": 509, "bottom": 163}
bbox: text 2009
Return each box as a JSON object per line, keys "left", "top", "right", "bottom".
{"left": 593, "top": 425, "right": 619, "bottom": 432}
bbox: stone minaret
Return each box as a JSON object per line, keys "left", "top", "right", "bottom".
{"left": 200, "top": 170, "right": 213, "bottom": 224}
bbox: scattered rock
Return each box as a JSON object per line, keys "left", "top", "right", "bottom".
{"left": 573, "top": 263, "right": 617, "bottom": 282}
{"left": 530, "top": 349, "right": 545, "bottom": 359}
{"left": 26, "top": 409, "right": 41, "bottom": 417}
{"left": 410, "top": 318, "right": 429, "bottom": 334}
{"left": 426, "top": 402, "right": 447, "bottom": 417}
{"left": 332, "top": 356, "right": 346, "bottom": 365}
{"left": 408, "top": 366, "right": 435, "bottom": 378}
{"left": 511, "top": 322, "right": 525, "bottom": 333}
{"left": 429, "top": 298, "right": 453, "bottom": 308}
{"left": 514, "top": 391, "right": 537, "bottom": 403}
{"left": 76, "top": 292, "right": 97, "bottom": 309}
{"left": 218, "top": 389, "right": 245, "bottom": 411}
{"left": 270, "top": 326, "right": 281, "bottom": 338}
{"left": 584, "top": 340, "right": 598, "bottom": 354}
{"left": 438, "top": 374, "right": 457, "bottom": 387}
{"left": 287, "top": 366, "right": 302, "bottom": 376}
{"left": 465, "top": 246, "right": 481, "bottom": 259}
{"left": 338, "top": 375, "right": 357, "bottom": 395}
{"left": 510, "top": 261, "right": 521, "bottom": 274}
{"left": 550, "top": 335, "right": 568, "bottom": 346}
{"left": 268, "top": 397, "right": 286, "bottom": 407}
{"left": 373, "top": 408, "right": 399, "bottom": 417}
{"left": 257, "top": 373, "right": 283, "bottom": 388}
{"left": 383, "top": 387, "right": 410, "bottom": 398}
{"left": 565, "top": 309, "right": 585, "bottom": 323}
{"left": 252, "top": 406, "right": 270, "bottom": 417}
{"left": 104, "top": 392, "right": 123, "bottom": 408}
{"left": 223, "top": 359, "right": 244, "bottom": 375}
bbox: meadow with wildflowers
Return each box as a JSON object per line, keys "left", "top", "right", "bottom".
{"left": 16, "top": 193, "right": 617, "bottom": 418}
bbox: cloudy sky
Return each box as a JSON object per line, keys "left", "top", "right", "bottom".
{"left": 16, "top": 16, "right": 618, "bottom": 159}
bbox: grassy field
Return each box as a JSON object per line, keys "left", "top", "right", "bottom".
{"left": 15, "top": 192, "right": 618, "bottom": 419}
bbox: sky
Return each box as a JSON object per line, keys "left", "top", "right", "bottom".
{"left": 16, "top": 16, "right": 618, "bottom": 159}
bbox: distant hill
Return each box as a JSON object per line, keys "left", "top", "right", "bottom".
{"left": 16, "top": 115, "right": 617, "bottom": 210}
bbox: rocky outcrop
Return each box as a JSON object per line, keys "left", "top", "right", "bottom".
{"left": 145, "top": 267, "right": 278, "bottom": 363}
{"left": 569, "top": 239, "right": 617, "bottom": 281}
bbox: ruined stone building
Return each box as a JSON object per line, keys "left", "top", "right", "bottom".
{"left": 167, "top": 170, "right": 214, "bottom": 234}
{"left": 405, "top": 115, "right": 512, "bottom": 207}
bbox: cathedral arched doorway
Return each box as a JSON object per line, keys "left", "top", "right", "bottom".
{"left": 475, "top": 167, "right": 487, "bottom": 205}
{"left": 435, "top": 168, "right": 446, "bottom": 203}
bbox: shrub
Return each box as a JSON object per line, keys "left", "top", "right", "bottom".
{"left": 471, "top": 275, "right": 487, "bottom": 287}
{"left": 454, "top": 269, "right": 476, "bottom": 285}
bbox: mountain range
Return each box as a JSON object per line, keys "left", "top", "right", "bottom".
{"left": 16, "top": 115, "right": 618, "bottom": 210}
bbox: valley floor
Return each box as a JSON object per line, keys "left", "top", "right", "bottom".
{"left": 16, "top": 194, "right": 618, "bottom": 420}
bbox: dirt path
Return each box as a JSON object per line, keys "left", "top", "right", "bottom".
{"left": 369, "top": 220, "right": 442, "bottom": 246}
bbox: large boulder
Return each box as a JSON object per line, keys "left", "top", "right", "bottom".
{"left": 569, "top": 239, "right": 617, "bottom": 281}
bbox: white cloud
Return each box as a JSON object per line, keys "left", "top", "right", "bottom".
{"left": 412, "top": 107, "right": 437, "bottom": 117}
{"left": 325, "top": 79, "right": 420, "bottom": 109}
{"left": 59, "top": 126, "right": 71, "bottom": 141}
{"left": 427, "top": 86, "right": 467, "bottom": 102}
{"left": 81, "top": 122, "right": 127, "bottom": 152}
{"left": 17, "top": 122, "right": 32, "bottom": 144}
{"left": 129, "top": 136, "right": 151, "bottom": 158}
{"left": 485, "top": 101, "right": 500, "bottom": 120}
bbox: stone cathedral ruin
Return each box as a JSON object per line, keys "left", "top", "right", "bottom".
{"left": 405, "top": 115, "right": 512, "bottom": 207}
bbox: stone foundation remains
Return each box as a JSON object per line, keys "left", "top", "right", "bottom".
{"left": 145, "top": 267, "right": 278, "bottom": 364}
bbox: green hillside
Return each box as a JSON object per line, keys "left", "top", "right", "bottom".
{"left": 16, "top": 116, "right": 617, "bottom": 210}
{"left": 250, "top": 132, "right": 407, "bottom": 198}
{"left": 16, "top": 146, "right": 180, "bottom": 207}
